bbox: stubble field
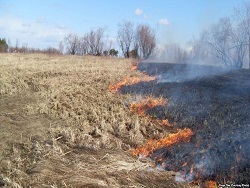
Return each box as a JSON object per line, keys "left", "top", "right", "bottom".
{"left": 0, "top": 54, "right": 194, "bottom": 188}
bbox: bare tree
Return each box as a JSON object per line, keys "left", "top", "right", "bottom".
{"left": 86, "top": 27, "right": 106, "bottom": 55}
{"left": 86, "top": 30, "right": 95, "bottom": 54}
{"left": 58, "top": 41, "right": 64, "bottom": 54}
{"left": 77, "top": 36, "right": 88, "bottom": 55}
{"left": 117, "top": 21, "right": 134, "bottom": 58}
{"left": 15, "top": 39, "right": 19, "bottom": 52}
{"left": 186, "top": 35, "right": 219, "bottom": 65}
{"left": 188, "top": 37, "right": 208, "bottom": 61}
{"left": 105, "top": 37, "right": 114, "bottom": 54}
{"left": 136, "top": 24, "right": 156, "bottom": 59}
{"left": 93, "top": 27, "right": 105, "bottom": 55}
{"left": 7, "top": 38, "right": 11, "bottom": 52}
{"left": 63, "top": 28, "right": 106, "bottom": 56}
{"left": 203, "top": 17, "right": 246, "bottom": 68}
{"left": 22, "top": 43, "right": 28, "bottom": 53}
{"left": 162, "top": 44, "right": 189, "bottom": 63}
{"left": 64, "top": 33, "right": 80, "bottom": 55}
{"left": 82, "top": 35, "right": 90, "bottom": 55}
{"left": 234, "top": 1, "right": 250, "bottom": 68}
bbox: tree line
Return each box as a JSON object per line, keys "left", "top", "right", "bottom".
{"left": 0, "top": 38, "right": 61, "bottom": 55}
{"left": 62, "top": 22, "right": 156, "bottom": 59}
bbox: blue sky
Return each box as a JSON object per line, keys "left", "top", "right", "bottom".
{"left": 0, "top": 0, "right": 245, "bottom": 50}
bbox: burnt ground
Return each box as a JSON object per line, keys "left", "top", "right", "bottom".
{"left": 121, "top": 62, "right": 250, "bottom": 184}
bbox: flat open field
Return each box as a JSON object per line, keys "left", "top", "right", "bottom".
{"left": 0, "top": 54, "right": 195, "bottom": 188}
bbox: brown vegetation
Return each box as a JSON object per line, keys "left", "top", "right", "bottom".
{"left": 0, "top": 54, "right": 196, "bottom": 187}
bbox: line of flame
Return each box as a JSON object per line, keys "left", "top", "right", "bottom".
{"left": 130, "top": 97, "right": 167, "bottom": 115}
{"left": 109, "top": 74, "right": 155, "bottom": 92}
{"left": 132, "top": 128, "right": 194, "bottom": 157}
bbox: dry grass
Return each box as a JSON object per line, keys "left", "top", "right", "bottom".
{"left": 0, "top": 53, "right": 196, "bottom": 187}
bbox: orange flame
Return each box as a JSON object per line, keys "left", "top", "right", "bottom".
{"left": 206, "top": 180, "right": 218, "bottom": 188}
{"left": 131, "top": 65, "right": 138, "bottom": 70}
{"left": 153, "top": 119, "right": 176, "bottom": 127}
{"left": 132, "top": 128, "right": 194, "bottom": 157}
{"left": 109, "top": 74, "right": 155, "bottom": 92}
{"left": 130, "top": 97, "right": 167, "bottom": 115}
{"left": 129, "top": 97, "right": 175, "bottom": 127}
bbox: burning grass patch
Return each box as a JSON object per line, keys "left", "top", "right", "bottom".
{"left": 109, "top": 74, "right": 155, "bottom": 92}
{"left": 132, "top": 128, "right": 194, "bottom": 157}
{"left": 129, "top": 96, "right": 175, "bottom": 127}
{"left": 130, "top": 96, "right": 167, "bottom": 116}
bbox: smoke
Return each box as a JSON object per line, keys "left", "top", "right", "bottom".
{"left": 137, "top": 62, "right": 233, "bottom": 83}
{"left": 175, "top": 155, "right": 215, "bottom": 183}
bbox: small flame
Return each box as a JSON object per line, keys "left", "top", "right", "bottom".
{"left": 130, "top": 97, "right": 167, "bottom": 115}
{"left": 109, "top": 74, "right": 155, "bottom": 92}
{"left": 132, "top": 128, "right": 194, "bottom": 157}
{"left": 154, "top": 119, "right": 176, "bottom": 127}
{"left": 129, "top": 97, "right": 175, "bottom": 127}
{"left": 131, "top": 65, "right": 138, "bottom": 70}
{"left": 206, "top": 180, "right": 218, "bottom": 188}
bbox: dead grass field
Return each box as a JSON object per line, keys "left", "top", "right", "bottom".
{"left": 0, "top": 54, "right": 196, "bottom": 187}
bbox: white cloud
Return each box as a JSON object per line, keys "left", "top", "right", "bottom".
{"left": 0, "top": 16, "right": 69, "bottom": 48}
{"left": 158, "top": 18, "right": 169, "bottom": 25}
{"left": 135, "top": 8, "right": 143, "bottom": 15}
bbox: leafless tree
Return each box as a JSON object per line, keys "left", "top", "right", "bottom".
{"left": 117, "top": 21, "right": 134, "bottom": 58}
{"left": 58, "top": 41, "right": 64, "bottom": 54}
{"left": 64, "top": 33, "right": 80, "bottom": 55}
{"left": 162, "top": 44, "right": 189, "bottom": 63}
{"left": 136, "top": 24, "right": 156, "bottom": 59}
{"left": 15, "top": 39, "right": 19, "bottom": 52}
{"left": 94, "top": 27, "right": 105, "bottom": 55}
{"left": 187, "top": 35, "right": 215, "bottom": 65}
{"left": 77, "top": 36, "right": 88, "bottom": 55}
{"left": 234, "top": 1, "right": 250, "bottom": 68}
{"left": 44, "top": 47, "right": 60, "bottom": 55}
{"left": 86, "top": 27, "right": 106, "bottom": 55}
{"left": 63, "top": 27, "right": 106, "bottom": 56}
{"left": 21, "top": 43, "right": 28, "bottom": 53}
{"left": 105, "top": 37, "right": 114, "bottom": 54}
{"left": 203, "top": 17, "right": 246, "bottom": 68}
{"left": 7, "top": 38, "right": 11, "bottom": 52}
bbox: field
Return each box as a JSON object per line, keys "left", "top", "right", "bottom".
{"left": 0, "top": 54, "right": 196, "bottom": 187}
{"left": 1, "top": 54, "right": 249, "bottom": 187}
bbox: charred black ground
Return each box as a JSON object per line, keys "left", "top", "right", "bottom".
{"left": 121, "top": 62, "right": 250, "bottom": 183}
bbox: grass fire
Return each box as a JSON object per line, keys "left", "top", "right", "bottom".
{"left": 0, "top": 53, "right": 249, "bottom": 187}
{"left": 121, "top": 62, "right": 250, "bottom": 185}
{"left": 1, "top": 1, "right": 250, "bottom": 187}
